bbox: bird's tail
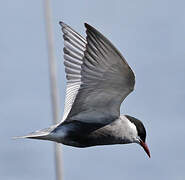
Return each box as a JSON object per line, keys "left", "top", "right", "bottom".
{"left": 13, "top": 125, "right": 58, "bottom": 140}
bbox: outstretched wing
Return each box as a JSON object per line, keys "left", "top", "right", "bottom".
{"left": 60, "top": 22, "right": 135, "bottom": 128}
{"left": 59, "top": 22, "right": 87, "bottom": 121}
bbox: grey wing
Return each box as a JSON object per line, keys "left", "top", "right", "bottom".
{"left": 59, "top": 22, "right": 87, "bottom": 122}
{"left": 64, "top": 23, "right": 135, "bottom": 127}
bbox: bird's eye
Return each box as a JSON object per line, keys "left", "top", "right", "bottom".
{"left": 136, "top": 137, "right": 141, "bottom": 143}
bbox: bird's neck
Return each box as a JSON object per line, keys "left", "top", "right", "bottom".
{"left": 87, "top": 116, "right": 138, "bottom": 146}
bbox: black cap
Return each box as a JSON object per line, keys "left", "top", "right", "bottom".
{"left": 125, "top": 115, "right": 146, "bottom": 143}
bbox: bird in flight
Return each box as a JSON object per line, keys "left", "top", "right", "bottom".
{"left": 15, "top": 22, "right": 150, "bottom": 158}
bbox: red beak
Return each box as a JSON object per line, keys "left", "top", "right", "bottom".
{"left": 140, "top": 141, "right": 151, "bottom": 158}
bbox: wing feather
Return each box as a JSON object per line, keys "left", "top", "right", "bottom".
{"left": 62, "top": 23, "right": 135, "bottom": 128}
{"left": 59, "top": 22, "right": 87, "bottom": 121}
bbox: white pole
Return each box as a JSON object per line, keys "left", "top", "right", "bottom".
{"left": 43, "top": 0, "right": 63, "bottom": 180}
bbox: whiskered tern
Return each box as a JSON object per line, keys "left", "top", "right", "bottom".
{"left": 15, "top": 22, "right": 150, "bottom": 158}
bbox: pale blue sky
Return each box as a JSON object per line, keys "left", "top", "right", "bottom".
{"left": 1, "top": 0, "right": 185, "bottom": 180}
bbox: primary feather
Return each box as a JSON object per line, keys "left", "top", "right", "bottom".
{"left": 60, "top": 22, "right": 135, "bottom": 130}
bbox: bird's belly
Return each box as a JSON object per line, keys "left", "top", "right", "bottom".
{"left": 51, "top": 122, "right": 93, "bottom": 147}
{"left": 52, "top": 118, "right": 131, "bottom": 147}
{"left": 60, "top": 134, "right": 122, "bottom": 148}
{"left": 52, "top": 125, "right": 117, "bottom": 148}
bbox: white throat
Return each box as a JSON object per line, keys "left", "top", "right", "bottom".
{"left": 113, "top": 115, "right": 139, "bottom": 143}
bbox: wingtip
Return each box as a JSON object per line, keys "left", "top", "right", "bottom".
{"left": 84, "top": 22, "right": 88, "bottom": 27}
{"left": 61, "top": 21, "right": 92, "bottom": 31}
{"left": 84, "top": 23, "right": 98, "bottom": 34}
{"left": 84, "top": 22, "right": 91, "bottom": 29}
{"left": 59, "top": 21, "right": 66, "bottom": 27}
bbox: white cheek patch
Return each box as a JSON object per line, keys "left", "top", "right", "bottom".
{"left": 116, "top": 116, "right": 138, "bottom": 142}
{"left": 127, "top": 120, "right": 138, "bottom": 140}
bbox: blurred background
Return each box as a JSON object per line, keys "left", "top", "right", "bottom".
{"left": 1, "top": 0, "right": 185, "bottom": 180}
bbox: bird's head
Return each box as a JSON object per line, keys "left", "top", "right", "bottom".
{"left": 125, "top": 115, "right": 150, "bottom": 158}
